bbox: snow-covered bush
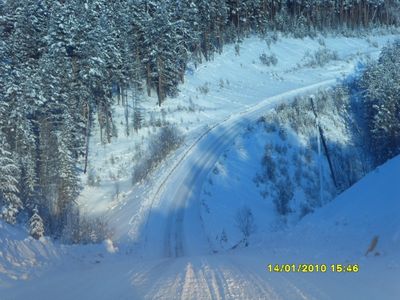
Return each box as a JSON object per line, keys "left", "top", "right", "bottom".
{"left": 79, "top": 216, "right": 112, "bottom": 244}
{"left": 150, "top": 125, "right": 183, "bottom": 164}
{"left": 255, "top": 86, "right": 370, "bottom": 218}
{"left": 61, "top": 201, "right": 112, "bottom": 244}
{"left": 87, "top": 169, "right": 101, "bottom": 186}
{"left": 234, "top": 43, "right": 240, "bottom": 56}
{"left": 132, "top": 125, "right": 183, "bottom": 184}
{"left": 317, "top": 37, "right": 326, "bottom": 46}
{"left": 132, "top": 159, "right": 152, "bottom": 184}
{"left": 275, "top": 180, "right": 293, "bottom": 216}
{"left": 303, "top": 47, "right": 339, "bottom": 67}
{"left": 259, "top": 53, "right": 278, "bottom": 66}
{"left": 68, "top": 215, "right": 112, "bottom": 245}
{"left": 235, "top": 206, "right": 256, "bottom": 247}
{"left": 198, "top": 82, "right": 210, "bottom": 95}
{"left": 264, "top": 31, "right": 279, "bottom": 48}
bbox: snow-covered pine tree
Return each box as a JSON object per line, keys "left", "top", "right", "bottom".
{"left": 82, "top": 1, "right": 117, "bottom": 144}
{"left": 29, "top": 206, "right": 45, "bottom": 240}
{"left": 210, "top": 0, "right": 228, "bottom": 52}
{"left": 0, "top": 134, "right": 22, "bottom": 224}
{"left": 55, "top": 113, "right": 81, "bottom": 235}
{"left": 174, "top": 0, "right": 202, "bottom": 66}
{"left": 361, "top": 40, "right": 400, "bottom": 164}
{"left": 142, "top": 1, "right": 183, "bottom": 106}
{"left": 0, "top": 1, "right": 43, "bottom": 210}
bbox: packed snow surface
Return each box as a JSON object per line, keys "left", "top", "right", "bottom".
{"left": 2, "top": 155, "right": 399, "bottom": 299}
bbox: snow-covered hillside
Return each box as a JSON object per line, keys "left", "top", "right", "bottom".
{"left": 79, "top": 33, "right": 398, "bottom": 245}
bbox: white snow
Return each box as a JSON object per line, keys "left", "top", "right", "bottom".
{"left": 104, "top": 239, "right": 118, "bottom": 254}
{"left": 2, "top": 155, "right": 399, "bottom": 299}
{"left": 1, "top": 32, "right": 400, "bottom": 299}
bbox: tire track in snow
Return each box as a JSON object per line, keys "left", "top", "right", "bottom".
{"left": 143, "top": 79, "right": 338, "bottom": 259}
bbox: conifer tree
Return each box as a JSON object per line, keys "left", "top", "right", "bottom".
{"left": 29, "top": 206, "right": 45, "bottom": 240}
{"left": 0, "top": 134, "right": 22, "bottom": 224}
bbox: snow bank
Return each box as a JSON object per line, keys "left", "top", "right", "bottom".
{"left": 0, "top": 221, "right": 61, "bottom": 282}
{"left": 103, "top": 239, "right": 118, "bottom": 254}
{"left": 297, "top": 154, "right": 400, "bottom": 257}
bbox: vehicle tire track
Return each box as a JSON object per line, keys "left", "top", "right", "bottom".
{"left": 143, "top": 79, "right": 337, "bottom": 259}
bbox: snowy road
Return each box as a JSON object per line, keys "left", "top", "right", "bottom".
{"left": 142, "top": 79, "right": 337, "bottom": 259}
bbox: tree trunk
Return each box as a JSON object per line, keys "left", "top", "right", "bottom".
{"left": 83, "top": 102, "right": 90, "bottom": 174}
{"left": 157, "top": 56, "right": 163, "bottom": 107}
{"left": 146, "top": 63, "right": 151, "bottom": 97}
{"left": 124, "top": 85, "right": 130, "bottom": 136}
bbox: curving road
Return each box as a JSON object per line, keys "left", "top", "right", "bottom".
{"left": 142, "top": 79, "right": 337, "bottom": 259}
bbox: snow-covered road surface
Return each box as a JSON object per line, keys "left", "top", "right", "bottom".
{"left": 5, "top": 155, "right": 400, "bottom": 299}
{"left": 143, "top": 80, "right": 337, "bottom": 259}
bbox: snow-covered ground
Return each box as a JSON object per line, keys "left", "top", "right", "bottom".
{"left": 2, "top": 154, "right": 399, "bottom": 299}
{"left": 1, "top": 32, "right": 400, "bottom": 299}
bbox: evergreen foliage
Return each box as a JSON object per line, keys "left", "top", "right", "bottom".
{"left": 29, "top": 206, "right": 45, "bottom": 240}
{"left": 361, "top": 40, "right": 400, "bottom": 164}
{"left": 0, "top": 134, "right": 22, "bottom": 224}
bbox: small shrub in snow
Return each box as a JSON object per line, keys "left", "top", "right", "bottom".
{"left": 234, "top": 43, "right": 240, "bottom": 56}
{"left": 304, "top": 148, "right": 313, "bottom": 164}
{"left": 198, "top": 82, "right": 210, "bottom": 95}
{"left": 114, "top": 181, "right": 120, "bottom": 199}
{"left": 87, "top": 169, "right": 97, "bottom": 186}
{"left": 78, "top": 216, "right": 112, "bottom": 244}
{"left": 265, "top": 31, "right": 279, "bottom": 48}
{"left": 132, "top": 159, "right": 152, "bottom": 184}
{"left": 188, "top": 97, "right": 197, "bottom": 112}
{"left": 366, "top": 38, "right": 379, "bottom": 48}
{"left": 299, "top": 204, "right": 313, "bottom": 218}
{"left": 275, "top": 180, "right": 293, "bottom": 215}
{"left": 317, "top": 37, "right": 326, "bottom": 46}
{"left": 219, "top": 79, "right": 224, "bottom": 89}
{"left": 151, "top": 125, "right": 183, "bottom": 162}
{"left": 265, "top": 123, "right": 277, "bottom": 133}
{"left": 259, "top": 53, "right": 278, "bottom": 66}
{"left": 274, "top": 144, "right": 287, "bottom": 155}
{"left": 219, "top": 229, "right": 228, "bottom": 248}
{"left": 235, "top": 206, "right": 256, "bottom": 247}
{"left": 278, "top": 127, "right": 287, "bottom": 140}
{"left": 132, "top": 125, "right": 183, "bottom": 184}
{"left": 303, "top": 47, "right": 339, "bottom": 67}
{"left": 62, "top": 205, "right": 113, "bottom": 244}
{"left": 260, "top": 148, "right": 276, "bottom": 182}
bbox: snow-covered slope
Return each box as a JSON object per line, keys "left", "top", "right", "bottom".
{"left": 0, "top": 221, "right": 60, "bottom": 283}
{"left": 79, "top": 33, "right": 399, "bottom": 247}
{"left": 263, "top": 154, "right": 400, "bottom": 299}
{"left": 298, "top": 155, "right": 400, "bottom": 253}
